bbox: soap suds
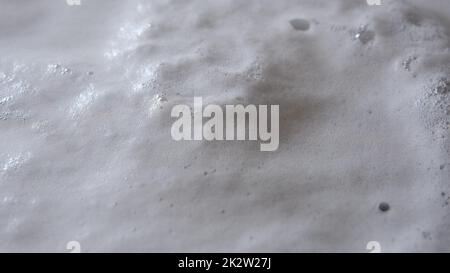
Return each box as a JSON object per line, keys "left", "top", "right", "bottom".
{"left": 1, "top": 0, "right": 450, "bottom": 252}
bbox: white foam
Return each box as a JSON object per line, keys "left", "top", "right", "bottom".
{"left": 0, "top": 0, "right": 450, "bottom": 252}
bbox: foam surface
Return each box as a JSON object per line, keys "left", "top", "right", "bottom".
{"left": 0, "top": 0, "right": 450, "bottom": 252}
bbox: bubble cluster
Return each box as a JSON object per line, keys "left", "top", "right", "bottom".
{"left": 433, "top": 77, "right": 450, "bottom": 95}
{"left": 47, "top": 64, "right": 71, "bottom": 75}
{"left": 148, "top": 93, "right": 168, "bottom": 113}
{"left": 417, "top": 76, "right": 450, "bottom": 139}
{"left": 402, "top": 56, "right": 418, "bottom": 72}
{"left": 1, "top": 152, "right": 32, "bottom": 175}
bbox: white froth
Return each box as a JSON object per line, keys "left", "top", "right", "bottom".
{"left": 0, "top": 0, "right": 450, "bottom": 252}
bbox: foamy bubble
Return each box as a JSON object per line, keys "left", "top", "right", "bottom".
{"left": 70, "top": 84, "right": 98, "bottom": 118}
{"left": 1, "top": 152, "right": 32, "bottom": 174}
{"left": 353, "top": 25, "right": 375, "bottom": 44}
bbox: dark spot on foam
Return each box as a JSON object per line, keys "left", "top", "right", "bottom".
{"left": 289, "top": 18, "right": 310, "bottom": 31}
{"left": 422, "top": 231, "right": 432, "bottom": 240}
{"left": 378, "top": 202, "right": 390, "bottom": 212}
{"left": 405, "top": 12, "right": 423, "bottom": 26}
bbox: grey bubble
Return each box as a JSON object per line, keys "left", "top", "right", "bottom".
{"left": 290, "top": 19, "right": 310, "bottom": 31}
{"left": 354, "top": 25, "right": 375, "bottom": 44}
{"left": 378, "top": 202, "right": 390, "bottom": 212}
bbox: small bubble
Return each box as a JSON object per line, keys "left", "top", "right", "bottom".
{"left": 289, "top": 18, "right": 310, "bottom": 31}
{"left": 378, "top": 202, "right": 390, "bottom": 212}
{"left": 354, "top": 25, "right": 375, "bottom": 44}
